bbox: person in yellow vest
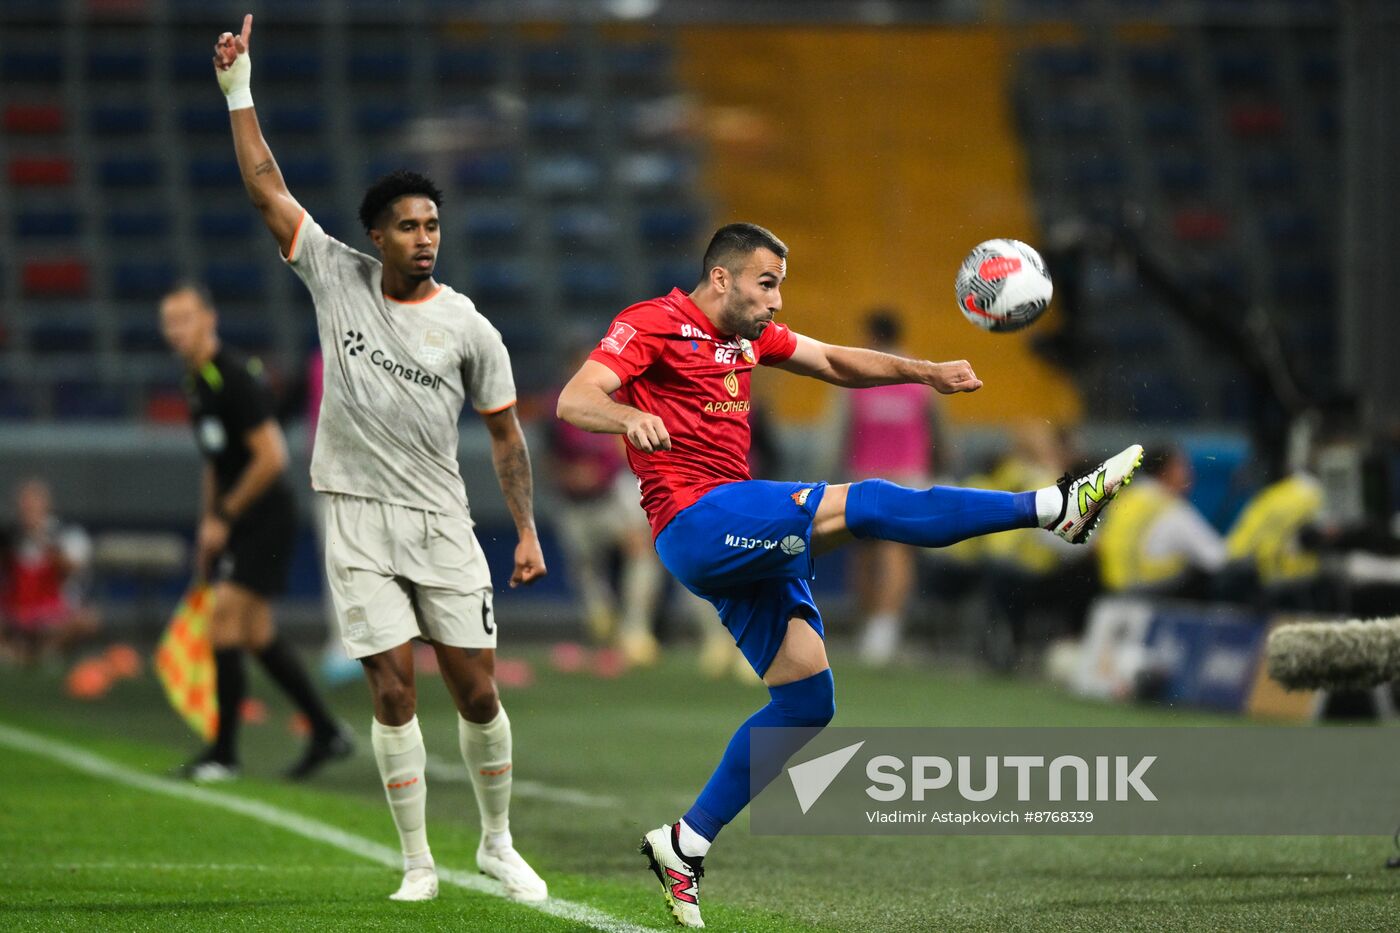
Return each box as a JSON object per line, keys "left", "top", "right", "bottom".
{"left": 1224, "top": 471, "right": 1325, "bottom": 607}
{"left": 1096, "top": 446, "right": 1226, "bottom": 597}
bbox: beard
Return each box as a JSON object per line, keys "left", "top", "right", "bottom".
{"left": 719, "top": 291, "right": 765, "bottom": 340}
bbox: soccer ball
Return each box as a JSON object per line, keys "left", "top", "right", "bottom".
{"left": 954, "top": 239, "right": 1053, "bottom": 332}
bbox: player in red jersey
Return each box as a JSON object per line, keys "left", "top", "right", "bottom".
{"left": 558, "top": 223, "right": 1143, "bottom": 927}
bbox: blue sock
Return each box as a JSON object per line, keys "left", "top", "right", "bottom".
{"left": 682, "top": 668, "right": 835, "bottom": 843}
{"left": 845, "top": 480, "right": 1037, "bottom": 548}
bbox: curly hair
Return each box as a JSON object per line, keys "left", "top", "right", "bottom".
{"left": 358, "top": 169, "right": 444, "bottom": 233}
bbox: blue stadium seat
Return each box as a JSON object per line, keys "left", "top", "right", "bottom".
{"left": 436, "top": 46, "right": 499, "bottom": 83}
{"left": 457, "top": 153, "right": 520, "bottom": 191}
{"left": 639, "top": 207, "right": 701, "bottom": 246}
{"left": 524, "top": 44, "right": 583, "bottom": 85}
{"left": 349, "top": 50, "right": 410, "bottom": 82}
{"left": 196, "top": 212, "right": 257, "bottom": 240}
{"left": 90, "top": 104, "right": 151, "bottom": 136}
{"left": 0, "top": 378, "right": 36, "bottom": 420}
{"left": 650, "top": 259, "right": 695, "bottom": 296}
{"left": 1300, "top": 49, "right": 1337, "bottom": 88}
{"left": 16, "top": 210, "right": 81, "bottom": 238}
{"left": 279, "top": 156, "right": 334, "bottom": 187}
{"left": 1244, "top": 152, "right": 1296, "bottom": 191}
{"left": 561, "top": 261, "right": 621, "bottom": 303}
{"left": 86, "top": 50, "right": 146, "bottom": 81}
{"left": 1041, "top": 100, "right": 1108, "bottom": 136}
{"left": 1273, "top": 261, "right": 1332, "bottom": 303}
{"left": 266, "top": 104, "right": 324, "bottom": 135}
{"left": 100, "top": 156, "right": 162, "bottom": 188}
{"left": 1213, "top": 48, "right": 1273, "bottom": 89}
{"left": 1030, "top": 45, "right": 1100, "bottom": 80}
{"left": 1156, "top": 153, "right": 1210, "bottom": 192}
{"left": 1068, "top": 154, "right": 1127, "bottom": 190}
{"left": 170, "top": 51, "right": 213, "bottom": 82}
{"left": 113, "top": 260, "right": 178, "bottom": 299}
{"left": 1262, "top": 207, "right": 1317, "bottom": 246}
{"left": 528, "top": 98, "right": 592, "bottom": 138}
{"left": 261, "top": 50, "right": 322, "bottom": 82}
{"left": 465, "top": 206, "right": 524, "bottom": 245}
{"left": 119, "top": 320, "right": 168, "bottom": 353}
{"left": 356, "top": 102, "right": 410, "bottom": 134}
{"left": 29, "top": 319, "right": 96, "bottom": 354}
{"left": 471, "top": 262, "right": 530, "bottom": 304}
{"left": 1129, "top": 369, "right": 1199, "bottom": 421}
{"left": 220, "top": 318, "right": 277, "bottom": 353}
{"left": 203, "top": 261, "right": 266, "bottom": 299}
{"left": 188, "top": 157, "right": 242, "bottom": 188}
{"left": 607, "top": 43, "right": 672, "bottom": 82}
{"left": 1142, "top": 102, "right": 1199, "bottom": 139}
{"left": 179, "top": 105, "right": 231, "bottom": 135}
{"left": 107, "top": 210, "right": 171, "bottom": 239}
{"left": 52, "top": 380, "right": 126, "bottom": 420}
{"left": 553, "top": 207, "right": 615, "bottom": 245}
{"left": 1126, "top": 45, "right": 1184, "bottom": 84}
{"left": 1, "top": 51, "right": 65, "bottom": 83}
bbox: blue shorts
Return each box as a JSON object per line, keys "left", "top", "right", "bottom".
{"left": 655, "top": 480, "right": 828, "bottom": 676}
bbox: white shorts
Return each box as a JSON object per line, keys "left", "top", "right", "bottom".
{"left": 321, "top": 493, "right": 495, "bottom": 658}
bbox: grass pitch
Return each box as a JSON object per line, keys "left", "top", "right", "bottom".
{"left": 2, "top": 645, "right": 1397, "bottom": 932}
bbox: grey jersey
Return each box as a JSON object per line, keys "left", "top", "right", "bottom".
{"left": 285, "top": 214, "right": 516, "bottom": 520}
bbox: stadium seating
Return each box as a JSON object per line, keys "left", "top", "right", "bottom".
{"left": 1013, "top": 22, "right": 1339, "bottom": 423}
{"left": 0, "top": 13, "right": 706, "bottom": 419}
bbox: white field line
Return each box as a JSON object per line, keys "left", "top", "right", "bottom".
{"left": 0, "top": 722, "right": 661, "bottom": 933}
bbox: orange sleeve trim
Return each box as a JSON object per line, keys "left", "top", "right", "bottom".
{"left": 476, "top": 399, "right": 517, "bottom": 416}
{"left": 282, "top": 210, "right": 308, "bottom": 263}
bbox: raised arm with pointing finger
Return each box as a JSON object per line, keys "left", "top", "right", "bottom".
{"left": 214, "top": 14, "right": 303, "bottom": 256}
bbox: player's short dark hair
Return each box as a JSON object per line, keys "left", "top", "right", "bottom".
{"left": 358, "top": 170, "right": 444, "bottom": 233}
{"left": 701, "top": 223, "right": 788, "bottom": 279}
{"left": 162, "top": 280, "right": 216, "bottom": 312}
{"left": 865, "top": 308, "right": 902, "bottom": 345}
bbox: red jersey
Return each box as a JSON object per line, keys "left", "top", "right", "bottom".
{"left": 588, "top": 288, "right": 797, "bottom": 537}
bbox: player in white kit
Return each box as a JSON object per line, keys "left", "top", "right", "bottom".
{"left": 213, "top": 15, "right": 548, "bottom": 903}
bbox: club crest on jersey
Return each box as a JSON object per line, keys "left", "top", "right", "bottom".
{"left": 723, "top": 370, "right": 739, "bottom": 397}
{"left": 419, "top": 328, "right": 448, "bottom": 365}
{"left": 740, "top": 339, "right": 756, "bottom": 364}
{"left": 601, "top": 322, "right": 637, "bottom": 354}
{"left": 791, "top": 487, "right": 813, "bottom": 508}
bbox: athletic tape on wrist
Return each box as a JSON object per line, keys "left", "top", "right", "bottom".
{"left": 226, "top": 87, "right": 254, "bottom": 111}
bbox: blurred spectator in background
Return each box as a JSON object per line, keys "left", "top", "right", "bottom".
{"left": 549, "top": 344, "right": 665, "bottom": 667}
{"left": 0, "top": 478, "right": 99, "bottom": 666}
{"left": 1096, "top": 444, "right": 1226, "bottom": 598}
{"left": 1225, "top": 464, "right": 1326, "bottom": 610}
{"left": 835, "top": 309, "right": 942, "bottom": 665}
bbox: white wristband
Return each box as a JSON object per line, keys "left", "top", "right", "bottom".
{"left": 226, "top": 87, "right": 254, "bottom": 111}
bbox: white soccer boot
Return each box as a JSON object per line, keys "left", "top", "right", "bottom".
{"left": 389, "top": 866, "right": 438, "bottom": 902}
{"left": 477, "top": 836, "right": 548, "bottom": 902}
{"left": 640, "top": 823, "right": 705, "bottom": 928}
{"left": 1047, "top": 444, "right": 1145, "bottom": 544}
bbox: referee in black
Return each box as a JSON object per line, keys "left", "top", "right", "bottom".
{"left": 160, "top": 282, "right": 352, "bottom": 781}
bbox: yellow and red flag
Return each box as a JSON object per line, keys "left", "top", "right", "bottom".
{"left": 153, "top": 585, "right": 218, "bottom": 741}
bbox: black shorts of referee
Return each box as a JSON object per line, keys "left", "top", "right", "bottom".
{"left": 214, "top": 483, "right": 298, "bottom": 598}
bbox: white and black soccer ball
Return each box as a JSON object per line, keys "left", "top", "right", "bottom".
{"left": 954, "top": 239, "right": 1053, "bottom": 333}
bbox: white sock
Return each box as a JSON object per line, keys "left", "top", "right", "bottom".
{"left": 1034, "top": 485, "right": 1064, "bottom": 527}
{"left": 460, "top": 706, "right": 513, "bottom": 842}
{"left": 371, "top": 716, "right": 433, "bottom": 872}
{"left": 676, "top": 819, "right": 712, "bottom": 859}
